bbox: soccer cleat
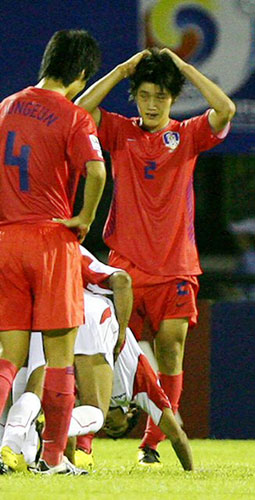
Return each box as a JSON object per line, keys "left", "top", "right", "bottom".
{"left": 0, "top": 446, "right": 28, "bottom": 472}
{"left": 0, "top": 458, "right": 9, "bottom": 475}
{"left": 34, "top": 456, "right": 88, "bottom": 475}
{"left": 74, "top": 449, "right": 94, "bottom": 470}
{"left": 137, "top": 446, "right": 162, "bottom": 467}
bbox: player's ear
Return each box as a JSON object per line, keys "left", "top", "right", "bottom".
{"left": 80, "top": 69, "right": 86, "bottom": 81}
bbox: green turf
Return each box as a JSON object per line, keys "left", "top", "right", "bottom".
{"left": 0, "top": 439, "right": 255, "bottom": 500}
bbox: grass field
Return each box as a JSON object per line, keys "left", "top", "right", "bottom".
{"left": 0, "top": 439, "right": 255, "bottom": 500}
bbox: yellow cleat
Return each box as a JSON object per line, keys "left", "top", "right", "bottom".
{"left": 1, "top": 446, "right": 28, "bottom": 472}
{"left": 74, "top": 449, "right": 94, "bottom": 470}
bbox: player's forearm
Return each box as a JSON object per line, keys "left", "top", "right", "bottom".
{"left": 171, "top": 433, "right": 194, "bottom": 471}
{"left": 181, "top": 63, "right": 236, "bottom": 123}
{"left": 76, "top": 66, "right": 124, "bottom": 114}
{"left": 109, "top": 271, "right": 133, "bottom": 347}
{"left": 109, "top": 271, "right": 133, "bottom": 360}
{"left": 79, "top": 161, "right": 106, "bottom": 226}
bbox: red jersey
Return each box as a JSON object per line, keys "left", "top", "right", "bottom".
{"left": 99, "top": 108, "right": 229, "bottom": 276}
{"left": 0, "top": 87, "right": 104, "bottom": 225}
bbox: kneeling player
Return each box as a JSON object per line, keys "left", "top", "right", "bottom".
{"left": 81, "top": 328, "right": 194, "bottom": 471}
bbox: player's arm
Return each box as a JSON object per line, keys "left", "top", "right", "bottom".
{"left": 161, "top": 48, "right": 236, "bottom": 133}
{"left": 108, "top": 271, "right": 133, "bottom": 360}
{"left": 54, "top": 160, "right": 106, "bottom": 242}
{"left": 75, "top": 51, "right": 149, "bottom": 126}
{"left": 159, "top": 407, "right": 194, "bottom": 471}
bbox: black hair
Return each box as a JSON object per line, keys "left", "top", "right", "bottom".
{"left": 38, "top": 29, "right": 101, "bottom": 86}
{"left": 105, "top": 405, "right": 141, "bottom": 440}
{"left": 129, "top": 47, "right": 185, "bottom": 101}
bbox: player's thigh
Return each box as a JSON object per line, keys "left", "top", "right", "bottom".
{"left": 156, "top": 318, "right": 189, "bottom": 347}
{"left": 42, "top": 327, "right": 78, "bottom": 367}
{"left": 29, "top": 224, "right": 84, "bottom": 331}
{"left": 145, "top": 279, "right": 198, "bottom": 333}
{"left": 0, "top": 330, "right": 30, "bottom": 368}
{"left": 75, "top": 353, "right": 113, "bottom": 417}
{"left": 0, "top": 227, "right": 33, "bottom": 330}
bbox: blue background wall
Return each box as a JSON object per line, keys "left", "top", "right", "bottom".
{"left": 211, "top": 302, "right": 255, "bottom": 439}
{"left": 0, "top": 0, "right": 137, "bottom": 115}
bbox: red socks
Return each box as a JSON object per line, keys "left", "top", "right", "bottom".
{"left": 159, "top": 372, "right": 184, "bottom": 415}
{"left": 140, "top": 372, "right": 183, "bottom": 450}
{"left": 76, "top": 433, "right": 94, "bottom": 455}
{"left": 41, "top": 367, "right": 75, "bottom": 466}
{"left": 0, "top": 359, "right": 18, "bottom": 417}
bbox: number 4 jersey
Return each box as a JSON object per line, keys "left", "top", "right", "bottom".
{"left": 0, "top": 87, "right": 104, "bottom": 225}
{"left": 98, "top": 108, "right": 229, "bottom": 276}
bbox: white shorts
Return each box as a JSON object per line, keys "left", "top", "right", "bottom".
{"left": 75, "top": 290, "right": 119, "bottom": 370}
{"left": 27, "top": 291, "right": 119, "bottom": 375}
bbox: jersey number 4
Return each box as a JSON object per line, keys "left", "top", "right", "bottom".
{"left": 4, "top": 131, "right": 31, "bottom": 191}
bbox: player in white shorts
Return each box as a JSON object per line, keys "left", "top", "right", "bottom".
{"left": 0, "top": 246, "right": 133, "bottom": 473}
{"left": 80, "top": 327, "right": 193, "bottom": 470}
{"left": 1, "top": 247, "right": 193, "bottom": 471}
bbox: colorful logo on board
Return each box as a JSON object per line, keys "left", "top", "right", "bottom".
{"left": 138, "top": 0, "right": 255, "bottom": 115}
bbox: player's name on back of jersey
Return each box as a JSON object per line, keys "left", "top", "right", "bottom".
{"left": 2, "top": 100, "right": 58, "bottom": 127}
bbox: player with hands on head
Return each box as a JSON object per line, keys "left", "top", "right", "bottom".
{"left": 0, "top": 29, "right": 106, "bottom": 476}
{"left": 76, "top": 45, "right": 236, "bottom": 465}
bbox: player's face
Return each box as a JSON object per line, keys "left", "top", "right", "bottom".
{"left": 104, "top": 407, "right": 129, "bottom": 438}
{"left": 136, "top": 82, "right": 173, "bottom": 133}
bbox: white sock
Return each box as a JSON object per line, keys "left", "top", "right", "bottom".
{"left": 21, "top": 422, "right": 39, "bottom": 466}
{"left": 1, "top": 392, "right": 41, "bottom": 454}
{"left": 68, "top": 406, "right": 104, "bottom": 437}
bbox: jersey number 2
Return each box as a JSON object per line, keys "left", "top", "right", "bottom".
{"left": 4, "top": 131, "right": 31, "bottom": 191}
{"left": 144, "top": 161, "right": 156, "bottom": 179}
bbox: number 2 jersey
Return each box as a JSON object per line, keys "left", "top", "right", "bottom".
{"left": 0, "top": 87, "right": 104, "bottom": 225}
{"left": 98, "top": 108, "right": 229, "bottom": 276}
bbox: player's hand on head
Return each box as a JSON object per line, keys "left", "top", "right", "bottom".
{"left": 160, "top": 48, "right": 186, "bottom": 71}
{"left": 119, "top": 50, "right": 150, "bottom": 78}
{"left": 52, "top": 216, "right": 90, "bottom": 243}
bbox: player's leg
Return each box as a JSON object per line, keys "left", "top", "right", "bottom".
{"left": 70, "top": 353, "right": 112, "bottom": 468}
{"left": 0, "top": 331, "right": 43, "bottom": 473}
{"left": 0, "top": 330, "right": 30, "bottom": 418}
{"left": 40, "top": 328, "right": 77, "bottom": 469}
{"left": 139, "top": 279, "right": 198, "bottom": 460}
{"left": 139, "top": 318, "right": 188, "bottom": 455}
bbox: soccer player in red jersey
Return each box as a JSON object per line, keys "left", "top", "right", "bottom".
{"left": 0, "top": 29, "right": 106, "bottom": 475}
{"left": 76, "top": 47, "right": 236, "bottom": 464}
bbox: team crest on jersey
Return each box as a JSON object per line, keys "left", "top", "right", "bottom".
{"left": 163, "top": 131, "right": 180, "bottom": 151}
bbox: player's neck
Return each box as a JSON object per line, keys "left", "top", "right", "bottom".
{"left": 35, "top": 78, "right": 68, "bottom": 97}
{"left": 140, "top": 117, "right": 171, "bottom": 133}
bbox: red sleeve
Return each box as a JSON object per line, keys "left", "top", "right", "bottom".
{"left": 98, "top": 108, "right": 126, "bottom": 153}
{"left": 81, "top": 254, "right": 111, "bottom": 289}
{"left": 67, "top": 108, "right": 104, "bottom": 174}
{"left": 185, "top": 110, "right": 230, "bottom": 154}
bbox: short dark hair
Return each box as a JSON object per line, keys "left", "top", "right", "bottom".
{"left": 105, "top": 405, "right": 141, "bottom": 440}
{"left": 38, "top": 29, "right": 101, "bottom": 86}
{"left": 129, "top": 47, "right": 185, "bottom": 101}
